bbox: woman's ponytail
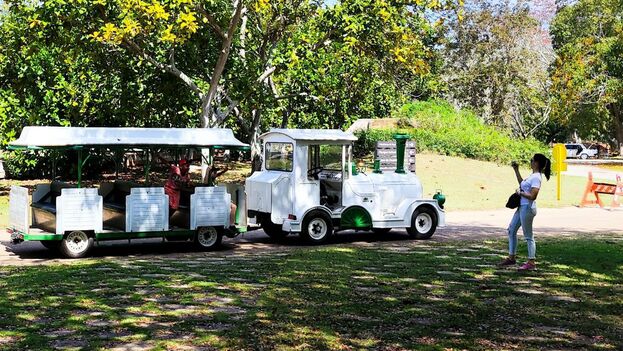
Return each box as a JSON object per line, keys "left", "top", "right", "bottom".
{"left": 533, "top": 153, "right": 551, "bottom": 180}
{"left": 543, "top": 158, "right": 551, "bottom": 181}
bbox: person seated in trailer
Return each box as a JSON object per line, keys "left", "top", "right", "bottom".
{"left": 164, "top": 158, "right": 191, "bottom": 213}
{"left": 205, "top": 162, "right": 238, "bottom": 231}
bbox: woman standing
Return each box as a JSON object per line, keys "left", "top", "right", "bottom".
{"left": 499, "top": 153, "right": 551, "bottom": 270}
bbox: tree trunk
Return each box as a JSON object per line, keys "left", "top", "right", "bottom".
{"left": 281, "top": 107, "right": 289, "bottom": 128}
{"left": 249, "top": 109, "right": 263, "bottom": 173}
{"left": 200, "top": 0, "right": 244, "bottom": 127}
{"left": 200, "top": 95, "right": 211, "bottom": 128}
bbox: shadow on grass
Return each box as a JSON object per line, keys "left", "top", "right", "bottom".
{"left": 0, "top": 237, "right": 621, "bottom": 350}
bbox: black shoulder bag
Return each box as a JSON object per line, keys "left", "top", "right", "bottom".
{"left": 506, "top": 192, "right": 520, "bottom": 209}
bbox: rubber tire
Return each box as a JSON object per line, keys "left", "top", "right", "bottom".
{"left": 40, "top": 240, "right": 61, "bottom": 251}
{"left": 261, "top": 215, "right": 289, "bottom": 241}
{"left": 59, "top": 231, "right": 94, "bottom": 258}
{"left": 301, "top": 210, "right": 333, "bottom": 244}
{"left": 372, "top": 228, "right": 392, "bottom": 235}
{"left": 580, "top": 153, "right": 588, "bottom": 159}
{"left": 194, "top": 226, "right": 223, "bottom": 251}
{"left": 407, "top": 207, "right": 438, "bottom": 240}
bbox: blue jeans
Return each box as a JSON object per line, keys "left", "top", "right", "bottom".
{"left": 507, "top": 204, "right": 536, "bottom": 259}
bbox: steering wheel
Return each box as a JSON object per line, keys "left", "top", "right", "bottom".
{"left": 307, "top": 166, "right": 324, "bottom": 180}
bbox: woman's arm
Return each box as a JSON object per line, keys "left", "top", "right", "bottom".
{"left": 519, "top": 187, "right": 540, "bottom": 201}
{"left": 511, "top": 162, "right": 522, "bottom": 185}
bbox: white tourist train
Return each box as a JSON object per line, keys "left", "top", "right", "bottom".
{"left": 6, "top": 127, "right": 445, "bottom": 257}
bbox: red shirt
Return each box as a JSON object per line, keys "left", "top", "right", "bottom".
{"left": 165, "top": 165, "right": 189, "bottom": 210}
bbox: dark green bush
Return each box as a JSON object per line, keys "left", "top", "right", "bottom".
{"left": 354, "top": 100, "right": 549, "bottom": 164}
{"left": 4, "top": 150, "right": 116, "bottom": 180}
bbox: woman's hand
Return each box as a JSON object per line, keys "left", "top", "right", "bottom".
{"left": 511, "top": 161, "right": 519, "bottom": 169}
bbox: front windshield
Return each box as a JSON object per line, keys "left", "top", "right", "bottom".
{"left": 320, "top": 145, "right": 342, "bottom": 170}
{"left": 265, "top": 142, "right": 293, "bottom": 172}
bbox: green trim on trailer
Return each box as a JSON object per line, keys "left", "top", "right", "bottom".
{"left": 26, "top": 233, "right": 63, "bottom": 241}
{"left": 8, "top": 229, "right": 63, "bottom": 241}
{"left": 11, "top": 229, "right": 198, "bottom": 241}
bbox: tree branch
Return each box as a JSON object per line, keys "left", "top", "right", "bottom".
{"left": 123, "top": 38, "right": 204, "bottom": 99}
{"left": 195, "top": 4, "right": 226, "bottom": 40}
{"left": 257, "top": 66, "right": 276, "bottom": 83}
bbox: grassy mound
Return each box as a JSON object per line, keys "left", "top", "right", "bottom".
{"left": 355, "top": 100, "right": 548, "bottom": 164}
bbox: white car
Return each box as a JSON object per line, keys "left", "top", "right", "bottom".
{"left": 565, "top": 143, "right": 598, "bottom": 159}
{"left": 245, "top": 129, "right": 445, "bottom": 243}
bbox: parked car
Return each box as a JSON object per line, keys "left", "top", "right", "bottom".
{"left": 565, "top": 143, "right": 598, "bottom": 159}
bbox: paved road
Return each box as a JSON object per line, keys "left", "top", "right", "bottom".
{"left": 1, "top": 207, "right": 621, "bottom": 266}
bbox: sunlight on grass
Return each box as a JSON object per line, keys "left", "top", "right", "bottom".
{"left": 550, "top": 264, "right": 617, "bottom": 281}
{"left": 330, "top": 247, "right": 356, "bottom": 253}
{"left": 416, "top": 153, "right": 604, "bottom": 210}
{"left": 0, "top": 195, "right": 8, "bottom": 228}
{"left": 0, "top": 237, "right": 621, "bottom": 349}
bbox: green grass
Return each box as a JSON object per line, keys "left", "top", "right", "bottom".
{"left": 0, "top": 196, "right": 7, "bottom": 229}
{"left": 414, "top": 153, "right": 605, "bottom": 211}
{"left": 0, "top": 236, "right": 621, "bottom": 350}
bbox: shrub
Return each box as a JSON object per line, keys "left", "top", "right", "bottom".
{"left": 4, "top": 150, "right": 116, "bottom": 180}
{"left": 354, "top": 100, "right": 549, "bottom": 164}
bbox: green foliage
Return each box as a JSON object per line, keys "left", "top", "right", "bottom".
{"left": 3, "top": 150, "right": 116, "bottom": 180}
{"left": 263, "top": 0, "right": 449, "bottom": 131}
{"left": 2, "top": 152, "right": 43, "bottom": 180}
{"left": 550, "top": 0, "right": 623, "bottom": 149}
{"left": 355, "top": 100, "right": 548, "bottom": 164}
{"left": 441, "top": 0, "right": 553, "bottom": 139}
{"left": 0, "top": 0, "right": 199, "bottom": 177}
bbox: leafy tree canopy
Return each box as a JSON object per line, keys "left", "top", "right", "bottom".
{"left": 550, "top": 0, "right": 623, "bottom": 149}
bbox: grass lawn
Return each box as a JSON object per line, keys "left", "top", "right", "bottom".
{"left": 0, "top": 195, "right": 7, "bottom": 229}
{"left": 414, "top": 153, "right": 607, "bottom": 211}
{"left": 0, "top": 236, "right": 621, "bottom": 350}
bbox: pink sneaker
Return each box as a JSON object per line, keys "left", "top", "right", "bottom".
{"left": 518, "top": 262, "right": 536, "bottom": 271}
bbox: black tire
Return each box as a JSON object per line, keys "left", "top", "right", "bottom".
{"left": 59, "top": 231, "right": 94, "bottom": 258}
{"left": 372, "top": 228, "right": 392, "bottom": 235}
{"left": 301, "top": 210, "right": 333, "bottom": 244}
{"left": 194, "top": 226, "right": 223, "bottom": 251}
{"left": 40, "top": 240, "right": 61, "bottom": 251}
{"left": 580, "top": 153, "right": 588, "bottom": 159}
{"left": 406, "top": 207, "right": 438, "bottom": 240}
{"left": 261, "top": 215, "right": 289, "bottom": 241}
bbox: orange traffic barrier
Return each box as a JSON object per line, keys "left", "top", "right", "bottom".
{"left": 580, "top": 172, "right": 622, "bottom": 208}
